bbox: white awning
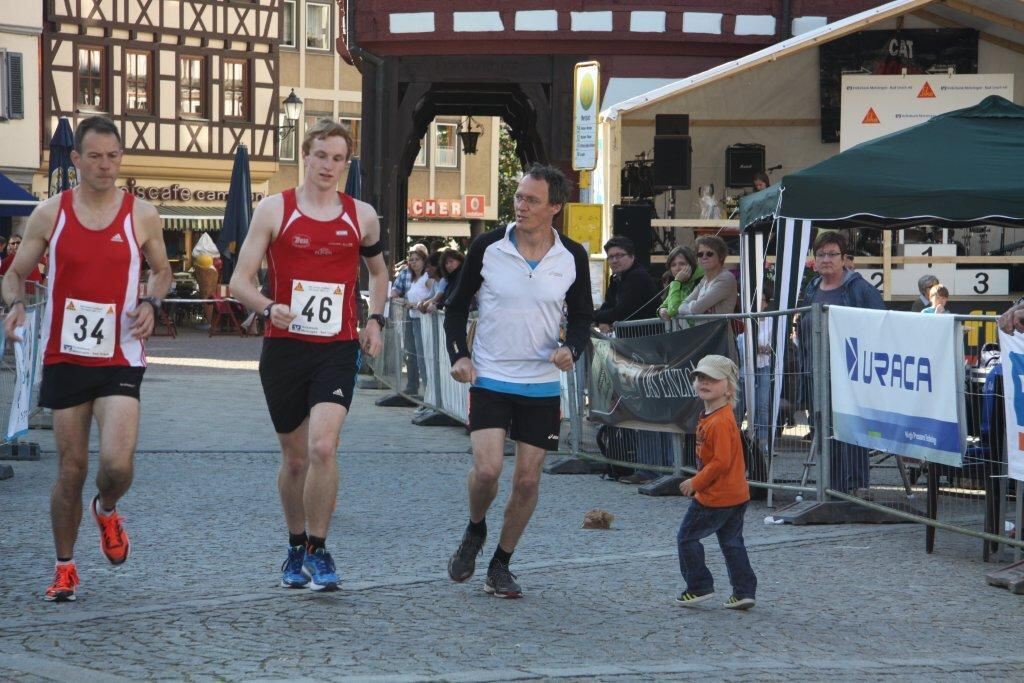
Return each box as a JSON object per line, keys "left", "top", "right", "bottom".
{"left": 407, "top": 220, "right": 471, "bottom": 238}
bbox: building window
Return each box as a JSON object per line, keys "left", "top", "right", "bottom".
{"left": 279, "top": 113, "right": 296, "bottom": 162}
{"left": 125, "top": 50, "right": 151, "bottom": 114}
{"left": 339, "top": 116, "right": 360, "bottom": 157}
{"left": 282, "top": 0, "right": 297, "bottom": 48}
{"left": 414, "top": 134, "right": 428, "bottom": 167}
{"left": 222, "top": 60, "right": 249, "bottom": 120}
{"left": 76, "top": 47, "right": 106, "bottom": 110}
{"left": 435, "top": 122, "right": 459, "bottom": 169}
{"left": 306, "top": 1, "right": 331, "bottom": 50}
{"left": 179, "top": 56, "right": 206, "bottom": 117}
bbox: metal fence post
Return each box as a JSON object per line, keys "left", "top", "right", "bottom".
{"left": 812, "top": 303, "right": 830, "bottom": 502}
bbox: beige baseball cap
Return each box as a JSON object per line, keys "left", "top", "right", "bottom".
{"left": 693, "top": 355, "right": 738, "bottom": 383}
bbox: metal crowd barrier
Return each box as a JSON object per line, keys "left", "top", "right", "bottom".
{"left": 1, "top": 286, "right": 47, "bottom": 452}
{"left": 366, "top": 298, "right": 1022, "bottom": 557}
{"left": 364, "top": 299, "right": 583, "bottom": 452}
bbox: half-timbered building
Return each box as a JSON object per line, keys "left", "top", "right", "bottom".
{"left": 36, "top": 0, "right": 280, "bottom": 267}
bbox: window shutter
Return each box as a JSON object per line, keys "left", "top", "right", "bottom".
{"left": 8, "top": 52, "right": 23, "bottom": 119}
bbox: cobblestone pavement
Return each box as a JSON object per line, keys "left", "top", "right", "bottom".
{"left": 1, "top": 330, "right": 1023, "bottom": 681}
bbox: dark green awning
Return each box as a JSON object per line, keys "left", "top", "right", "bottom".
{"left": 158, "top": 205, "right": 224, "bottom": 232}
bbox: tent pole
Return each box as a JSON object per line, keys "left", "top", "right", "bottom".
{"left": 882, "top": 230, "right": 892, "bottom": 301}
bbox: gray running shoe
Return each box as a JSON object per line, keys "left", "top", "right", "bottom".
{"left": 447, "top": 528, "right": 485, "bottom": 582}
{"left": 484, "top": 561, "right": 522, "bottom": 599}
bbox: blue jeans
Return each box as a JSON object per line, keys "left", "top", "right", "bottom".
{"left": 676, "top": 500, "right": 756, "bottom": 599}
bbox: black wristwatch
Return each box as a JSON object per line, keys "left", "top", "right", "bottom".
{"left": 139, "top": 296, "right": 162, "bottom": 311}
{"left": 262, "top": 302, "right": 277, "bottom": 320}
{"left": 367, "top": 313, "right": 386, "bottom": 330}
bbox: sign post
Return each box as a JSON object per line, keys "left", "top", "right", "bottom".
{"left": 573, "top": 61, "right": 601, "bottom": 171}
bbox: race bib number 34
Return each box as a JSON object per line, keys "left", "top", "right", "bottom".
{"left": 61, "top": 298, "right": 116, "bottom": 358}
{"left": 289, "top": 279, "right": 344, "bottom": 337}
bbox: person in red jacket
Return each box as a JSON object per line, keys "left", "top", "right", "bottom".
{"left": 675, "top": 354, "right": 757, "bottom": 610}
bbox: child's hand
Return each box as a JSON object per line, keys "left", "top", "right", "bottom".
{"left": 679, "top": 478, "right": 695, "bottom": 496}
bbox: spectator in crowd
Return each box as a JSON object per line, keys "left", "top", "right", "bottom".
{"left": 431, "top": 248, "right": 466, "bottom": 312}
{"left": 911, "top": 274, "right": 940, "bottom": 312}
{"left": 921, "top": 284, "right": 950, "bottom": 314}
{"left": 998, "top": 295, "right": 1024, "bottom": 334}
{"left": 595, "top": 235, "right": 658, "bottom": 333}
{"left": 752, "top": 172, "right": 769, "bottom": 192}
{"left": 0, "top": 234, "right": 43, "bottom": 284}
{"left": 657, "top": 246, "right": 703, "bottom": 320}
{"left": 798, "top": 232, "right": 885, "bottom": 494}
{"left": 843, "top": 253, "right": 856, "bottom": 271}
{"left": 390, "top": 243, "right": 432, "bottom": 396}
{"left": 753, "top": 286, "right": 774, "bottom": 453}
{"left": 677, "top": 235, "right": 737, "bottom": 321}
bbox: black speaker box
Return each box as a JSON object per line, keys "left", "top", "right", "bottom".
{"left": 725, "top": 144, "right": 765, "bottom": 188}
{"left": 612, "top": 204, "right": 653, "bottom": 267}
{"left": 655, "top": 114, "right": 690, "bottom": 136}
{"left": 653, "top": 135, "right": 691, "bottom": 190}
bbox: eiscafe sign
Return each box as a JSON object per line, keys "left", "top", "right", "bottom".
{"left": 119, "top": 177, "right": 265, "bottom": 203}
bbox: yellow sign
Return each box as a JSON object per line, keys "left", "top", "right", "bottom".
{"left": 565, "top": 203, "right": 603, "bottom": 255}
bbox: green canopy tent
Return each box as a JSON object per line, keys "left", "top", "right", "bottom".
{"left": 737, "top": 95, "right": 1024, "bottom": 451}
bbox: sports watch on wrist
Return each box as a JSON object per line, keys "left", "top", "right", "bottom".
{"left": 262, "top": 302, "right": 277, "bottom": 320}
{"left": 139, "top": 296, "right": 162, "bottom": 311}
{"left": 367, "top": 313, "right": 386, "bottom": 329}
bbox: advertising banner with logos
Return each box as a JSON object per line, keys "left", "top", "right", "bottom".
{"left": 840, "top": 73, "right": 1013, "bottom": 151}
{"left": 828, "top": 307, "right": 964, "bottom": 466}
{"left": 999, "top": 330, "right": 1024, "bottom": 482}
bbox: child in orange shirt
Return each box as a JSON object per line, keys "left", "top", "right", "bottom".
{"left": 675, "top": 354, "right": 757, "bottom": 610}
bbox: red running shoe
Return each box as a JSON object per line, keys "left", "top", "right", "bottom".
{"left": 91, "top": 495, "right": 130, "bottom": 565}
{"left": 44, "top": 563, "right": 80, "bottom": 602}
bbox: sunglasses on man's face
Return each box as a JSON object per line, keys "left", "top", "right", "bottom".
{"left": 696, "top": 250, "right": 716, "bottom": 258}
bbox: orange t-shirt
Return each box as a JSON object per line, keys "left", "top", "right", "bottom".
{"left": 690, "top": 405, "right": 750, "bottom": 508}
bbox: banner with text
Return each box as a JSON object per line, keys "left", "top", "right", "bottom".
{"left": 998, "top": 330, "right": 1024, "bottom": 482}
{"left": 589, "top": 320, "right": 734, "bottom": 434}
{"left": 6, "top": 310, "right": 38, "bottom": 441}
{"left": 829, "top": 307, "right": 964, "bottom": 466}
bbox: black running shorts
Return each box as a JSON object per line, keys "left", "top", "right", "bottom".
{"left": 259, "top": 338, "right": 361, "bottom": 434}
{"left": 39, "top": 363, "right": 145, "bottom": 410}
{"left": 468, "top": 386, "right": 561, "bottom": 451}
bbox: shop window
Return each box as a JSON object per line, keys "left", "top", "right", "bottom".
{"left": 222, "top": 59, "right": 249, "bottom": 120}
{"left": 435, "top": 122, "right": 459, "bottom": 169}
{"left": 280, "top": 112, "right": 296, "bottom": 162}
{"left": 125, "top": 50, "right": 152, "bottom": 115}
{"left": 339, "top": 116, "right": 360, "bottom": 157}
{"left": 76, "top": 47, "right": 106, "bottom": 110}
{"left": 414, "top": 134, "right": 428, "bottom": 167}
{"left": 282, "top": 0, "right": 297, "bottom": 48}
{"left": 178, "top": 56, "right": 206, "bottom": 117}
{"left": 306, "top": 1, "right": 331, "bottom": 50}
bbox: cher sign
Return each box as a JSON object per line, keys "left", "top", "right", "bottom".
{"left": 573, "top": 61, "right": 600, "bottom": 171}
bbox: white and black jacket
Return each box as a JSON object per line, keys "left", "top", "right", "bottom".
{"left": 444, "top": 223, "right": 593, "bottom": 385}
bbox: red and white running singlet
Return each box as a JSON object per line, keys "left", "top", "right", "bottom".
{"left": 265, "top": 189, "right": 362, "bottom": 342}
{"left": 42, "top": 190, "right": 144, "bottom": 367}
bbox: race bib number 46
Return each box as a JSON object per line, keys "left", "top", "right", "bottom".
{"left": 61, "top": 298, "right": 116, "bottom": 358}
{"left": 289, "top": 279, "right": 344, "bottom": 337}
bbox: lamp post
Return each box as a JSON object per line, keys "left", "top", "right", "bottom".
{"left": 458, "top": 116, "right": 483, "bottom": 155}
{"left": 279, "top": 89, "right": 303, "bottom": 138}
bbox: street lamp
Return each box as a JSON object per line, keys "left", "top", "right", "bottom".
{"left": 458, "top": 116, "right": 483, "bottom": 155}
{"left": 279, "top": 89, "right": 303, "bottom": 138}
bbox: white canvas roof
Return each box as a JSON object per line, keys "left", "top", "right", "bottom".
{"left": 601, "top": 0, "right": 1024, "bottom": 121}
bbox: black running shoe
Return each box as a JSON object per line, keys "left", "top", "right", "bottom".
{"left": 484, "top": 561, "right": 522, "bottom": 599}
{"left": 447, "top": 527, "right": 486, "bottom": 582}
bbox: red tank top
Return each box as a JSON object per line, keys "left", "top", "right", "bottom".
{"left": 42, "top": 190, "right": 144, "bottom": 367}
{"left": 265, "top": 189, "right": 362, "bottom": 342}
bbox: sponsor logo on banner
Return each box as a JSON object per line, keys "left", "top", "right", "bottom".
{"left": 917, "top": 82, "right": 936, "bottom": 98}
{"left": 862, "top": 108, "right": 881, "bottom": 124}
{"left": 829, "top": 308, "right": 963, "bottom": 466}
{"left": 999, "top": 332, "right": 1024, "bottom": 482}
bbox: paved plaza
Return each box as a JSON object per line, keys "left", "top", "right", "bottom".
{"left": 1, "top": 331, "right": 1022, "bottom": 682}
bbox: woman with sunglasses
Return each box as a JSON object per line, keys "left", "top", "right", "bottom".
{"left": 676, "top": 235, "right": 737, "bottom": 323}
